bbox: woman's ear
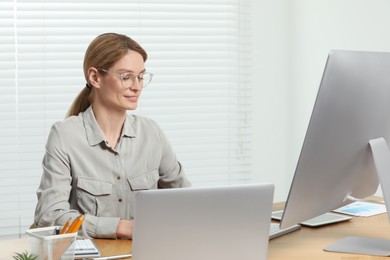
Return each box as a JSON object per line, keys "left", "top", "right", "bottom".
{"left": 87, "top": 67, "right": 101, "bottom": 89}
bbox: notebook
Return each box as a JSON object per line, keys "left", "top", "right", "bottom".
{"left": 74, "top": 239, "right": 100, "bottom": 259}
{"left": 132, "top": 183, "right": 274, "bottom": 260}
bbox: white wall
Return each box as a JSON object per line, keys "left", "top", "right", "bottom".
{"left": 252, "top": 0, "right": 390, "bottom": 202}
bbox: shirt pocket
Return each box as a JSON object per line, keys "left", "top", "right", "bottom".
{"left": 127, "top": 169, "right": 159, "bottom": 191}
{"left": 76, "top": 177, "right": 113, "bottom": 216}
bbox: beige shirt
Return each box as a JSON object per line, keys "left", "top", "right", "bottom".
{"left": 34, "top": 106, "right": 190, "bottom": 238}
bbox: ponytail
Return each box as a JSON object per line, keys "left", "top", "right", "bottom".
{"left": 65, "top": 85, "right": 92, "bottom": 118}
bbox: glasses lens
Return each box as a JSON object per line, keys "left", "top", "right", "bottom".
{"left": 120, "top": 74, "right": 135, "bottom": 89}
{"left": 120, "top": 73, "right": 153, "bottom": 89}
{"left": 141, "top": 73, "right": 153, "bottom": 88}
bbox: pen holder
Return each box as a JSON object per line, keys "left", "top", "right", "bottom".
{"left": 26, "top": 226, "right": 77, "bottom": 260}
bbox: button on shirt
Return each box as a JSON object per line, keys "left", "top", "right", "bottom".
{"left": 34, "top": 106, "right": 191, "bottom": 238}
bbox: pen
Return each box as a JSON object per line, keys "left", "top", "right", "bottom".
{"left": 91, "top": 253, "right": 132, "bottom": 259}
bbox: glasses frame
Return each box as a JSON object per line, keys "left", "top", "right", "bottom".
{"left": 97, "top": 67, "right": 153, "bottom": 89}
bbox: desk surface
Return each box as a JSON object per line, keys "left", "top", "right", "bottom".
{"left": 269, "top": 199, "right": 390, "bottom": 259}
{"left": 1, "top": 198, "right": 389, "bottom": 259}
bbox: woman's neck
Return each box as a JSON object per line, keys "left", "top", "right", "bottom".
{"left": 92, "top": 105, "right": 126, "bottom": 148}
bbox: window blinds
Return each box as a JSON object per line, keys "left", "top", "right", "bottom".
{"left": 0, "top": 0, "right": 252, "bottom": 238}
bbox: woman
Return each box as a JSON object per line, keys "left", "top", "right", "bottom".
{"left": 34, "top": 33, "right": 191, "bottom": 239}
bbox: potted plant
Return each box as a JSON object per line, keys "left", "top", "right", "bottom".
{"left": 12, "top": 251, "right": 38, "bottom": 260}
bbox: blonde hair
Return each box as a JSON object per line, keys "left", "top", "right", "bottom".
{"left": 66, "top": 33, "right": 148, "bottom": 117}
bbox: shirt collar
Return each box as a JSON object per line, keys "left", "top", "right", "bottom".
{"left": 82, "top": 106, "right": 136, "bottom": 146}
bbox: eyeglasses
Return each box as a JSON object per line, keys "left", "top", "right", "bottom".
{"left": 97, "top": 68, "right": 153, "bottom": 89}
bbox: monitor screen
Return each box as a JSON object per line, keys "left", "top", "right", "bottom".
{"left": 280, "top": 50, "right": 390, "bottom": 229}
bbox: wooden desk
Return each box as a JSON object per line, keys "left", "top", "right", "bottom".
{"left": 0, "top": 237, "right": 132, "bottom": 259}
{"left": 93, "top": 239, "right": 132, "bottom": 257}
{"left": 1, "top": 199, "right": 389, "bottom": 259}
{"left": 269, "top": 199, "right": 390, "bottom": 259}
{"left": 94, "top": 199, "right": 390, "bottom": 259}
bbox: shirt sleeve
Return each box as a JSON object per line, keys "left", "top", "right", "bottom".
{"left": 151, "top": 121, "right": 191, "bottom": 188}
{"left": 34, "top": 123, "right": 120, "bottom": 239}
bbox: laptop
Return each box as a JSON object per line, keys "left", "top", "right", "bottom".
{"left": 132, "top": 183, "right": 274, "bottom": 260}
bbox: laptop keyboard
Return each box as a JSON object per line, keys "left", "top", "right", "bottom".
{"left": 269, "top": 223, "right": 301, "bottom": 240}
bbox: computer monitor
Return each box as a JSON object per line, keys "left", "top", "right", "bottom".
{"left": 280, "top": 50, "right": 390, "bottom": 255}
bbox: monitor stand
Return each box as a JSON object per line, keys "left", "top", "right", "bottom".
{"left": 324, "top": 137, "right": 390, "bottom": 256}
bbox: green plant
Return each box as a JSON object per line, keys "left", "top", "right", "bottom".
{"left": 12, "top": 251, "right": 38, "bottom": 260}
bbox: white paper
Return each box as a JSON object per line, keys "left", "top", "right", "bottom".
{"left": 333, "top": 201, "right": 387, "bottom": 217}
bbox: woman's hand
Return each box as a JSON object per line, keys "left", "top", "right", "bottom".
{"left": 116, "top": 219, "right": 134, "bottom": 239}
